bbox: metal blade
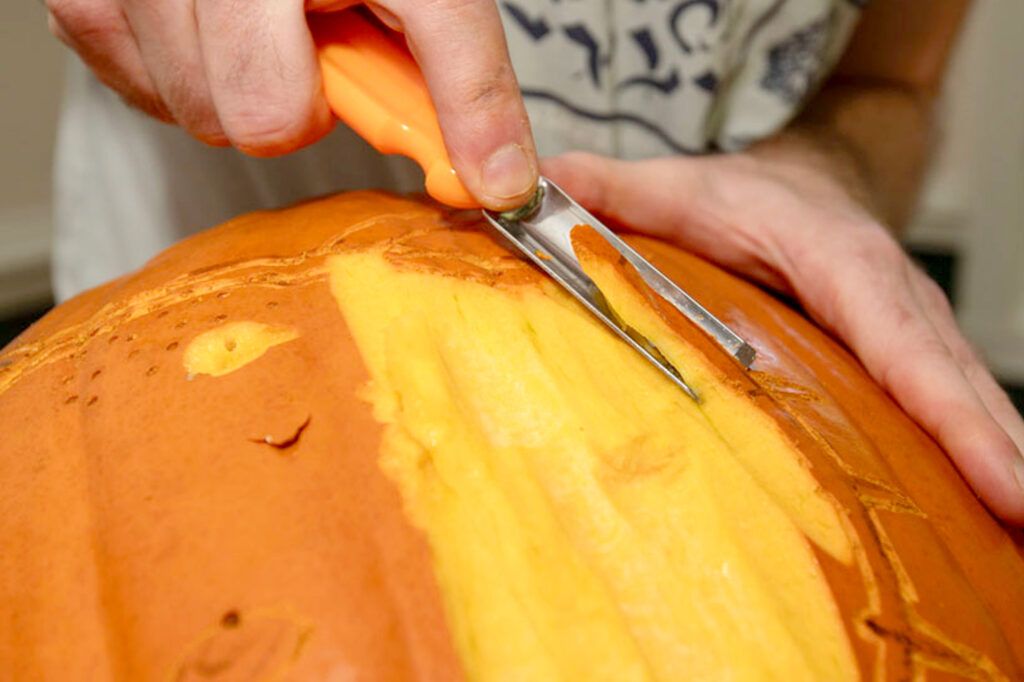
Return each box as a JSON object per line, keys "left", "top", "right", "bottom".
{"left": 483, "top": 177, "right": 756, "bottom": 403}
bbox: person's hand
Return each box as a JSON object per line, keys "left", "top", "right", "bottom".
{"left": 544, "top": 150, "right": 1024, "bottom": 525}
{"left": 45, "top": 0, "right": 538, "bottom": 210}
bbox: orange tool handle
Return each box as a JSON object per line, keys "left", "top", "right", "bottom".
{"left": 311, "top": 9, "right": 477, "bottom": 209}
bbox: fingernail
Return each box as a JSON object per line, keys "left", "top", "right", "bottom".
{"left": 1015, "top": 458, "right": 1024, "bottom": 495}
{"left": 481, "top": 143, "right": 535, "bottom": 202}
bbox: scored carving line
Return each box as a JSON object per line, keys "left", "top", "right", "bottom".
{"left": 0, "top": 212, "right": 524, "bottom": 395}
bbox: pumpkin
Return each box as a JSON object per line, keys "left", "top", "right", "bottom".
{"left": 1, "top": 191, "right": 1022, "bottom": 681}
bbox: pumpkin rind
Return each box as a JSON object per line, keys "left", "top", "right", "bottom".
{"left": 0, "top": 192, "right": 1021, "bottom": 681}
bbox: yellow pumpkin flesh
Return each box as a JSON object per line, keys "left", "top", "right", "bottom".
{"left": 0, "top": 192, "right": 1022, "bottom": 681}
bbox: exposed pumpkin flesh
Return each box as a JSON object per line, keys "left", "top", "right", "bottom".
{"left": 570, "top": 225, "right": 852, "bottom": 563}
{"left": 327, "top": 245, "right": 857, "bottom": 681}
{"left": 2, "top": 193, "right": 1022, "bottom": 681}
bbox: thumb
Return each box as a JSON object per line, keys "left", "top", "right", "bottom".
{"left": 390, "top": 0, "right": 538, "bottom": 211}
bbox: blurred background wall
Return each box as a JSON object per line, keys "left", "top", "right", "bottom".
{"left": 2, "top": 2, "right": 1022, "bottom": 400}
{"left": 901, "top": 0, "right": 1024, "bottom": 391}
{"left": 0, "top": 0, "right": 63, "bottom": 318}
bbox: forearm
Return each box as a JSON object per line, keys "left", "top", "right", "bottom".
{"left": 744, "top": 0, "right": 973, "bottom": 234}
{"left": 749, "top": 80, "right": 936, "bottom": 233}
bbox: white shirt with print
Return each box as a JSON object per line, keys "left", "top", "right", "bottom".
{"left": 53, "top": 0, "right": 863, "bottom": 299}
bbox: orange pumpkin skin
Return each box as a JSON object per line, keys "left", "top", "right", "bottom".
{"left": 0, "top": 191, "right": 1021, "bottom": 681}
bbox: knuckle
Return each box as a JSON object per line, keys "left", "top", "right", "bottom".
{"left": 833, "top": 227, "right": 904, "bottom": 289}
{"left": 176, "top": 105, "right": 225, "bottom": 142}
{"left": 859, "top": 226, "right": 904, "bottom": 265}
{"left": 158, "top": 70, "right": 221, "bottom": 135}
{"left": 223, "top": 104, "right": 312, "bottom": 153}
{"left": 118, "top": 89, "right": 173, "bottom": 122}
{"left": 463, "top": 61, "right": 517, "bottom": 110}
{"left": 880, "top": 335, "right": 947, "bottom": 394}
{"left": 87, "top": 64, "right": 169, "bottom": 121}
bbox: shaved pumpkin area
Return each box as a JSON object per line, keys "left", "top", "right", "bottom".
{"left": 0, "top": 192, "right": 1022, "bottom": 681}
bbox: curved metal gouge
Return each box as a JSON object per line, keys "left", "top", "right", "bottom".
{"left": 311, "top": 8, "right": 755, "bottom": 402}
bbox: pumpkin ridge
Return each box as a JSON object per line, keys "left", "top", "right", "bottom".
{"left": 3, "top": 191, "right": 1022, "bottom": 681}
{"left": 0, "top": 209, "right": 544, "bottom": 397}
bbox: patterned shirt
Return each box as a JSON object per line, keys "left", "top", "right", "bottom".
{"left": 52, "top": 0, "right": 865, "bottom": 298}
{"left": 504, "top": 0, "right": 863, "bottom": 156}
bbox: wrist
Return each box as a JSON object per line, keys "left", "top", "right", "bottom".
{"left": 744, "top": 125, "right": 880, "bottom": 223}
{"left": 760, "top": 81, "right": 937, "bottom": 232}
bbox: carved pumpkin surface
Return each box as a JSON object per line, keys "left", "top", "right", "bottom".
{"left": 0, "top": 192, "right": 1022, "bottom": 681}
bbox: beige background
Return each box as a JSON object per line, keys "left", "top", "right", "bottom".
{"left": 2, "top": 2, "right": 1022, "bottom": 379}
{"left": 0, "top": 0, "right": 63, "bottom": 312}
